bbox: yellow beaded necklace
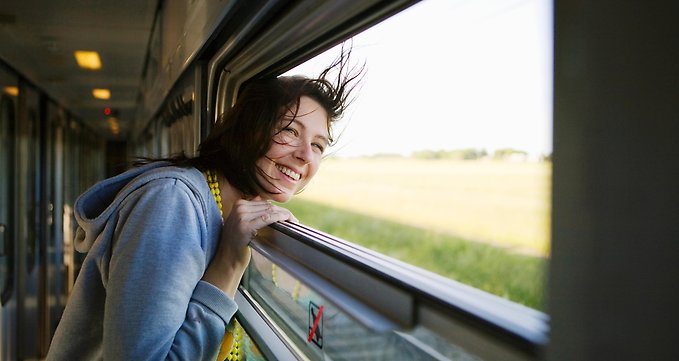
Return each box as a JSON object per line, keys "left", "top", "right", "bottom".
{"left": 205, "top": 170, "right": 223, "bottom": 218}
{"left": 204, "top": 170, "right": 243, "bottom": 361}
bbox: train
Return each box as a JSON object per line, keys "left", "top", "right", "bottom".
{"left": 1, "top": 0, "right": 677, "bottom": 360}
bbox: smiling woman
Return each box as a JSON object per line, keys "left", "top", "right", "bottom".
{"left": 256, "top": 96, "right": 330, "bottom": 203}
{"left": 45, "top": 54, "right": 363, "bottom": 360}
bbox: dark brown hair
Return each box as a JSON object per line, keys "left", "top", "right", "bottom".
{"left": 141, "top": 47, "right": 363, "bottom": 198}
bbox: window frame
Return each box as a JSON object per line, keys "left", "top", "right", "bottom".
{"left": 205, "top": 0, "right": 550, "bottom": 359}
{"left": 241, "top": 222, "right": 548, "bottom": 360}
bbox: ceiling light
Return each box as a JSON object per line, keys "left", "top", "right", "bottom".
{"left": 74, "top": 50, "right": 102, "bottom": 70}
{"left": 107, "top": 117, "right": 120, "bottom": 135}
{"left": 92, "top": 88, "right": 111, "bottom": 99}
{"left": 3, "top": 86, "right": 19, "bottom": 96}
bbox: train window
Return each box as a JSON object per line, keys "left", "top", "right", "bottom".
{"left": 243, "top": 250, "right": 480, "bottom": 360}
{"left": 282, "top": 0, "right": 552, "bottom": 311}
{"left": 0, "top": 89, "right": 17, "bottom": 303}
{"left": 16, "top": 85, "right": 41, "bottom": 275}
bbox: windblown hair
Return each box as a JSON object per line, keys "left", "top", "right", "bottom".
{"left": 138, "top": 47, "right": 363, "bottom": 198}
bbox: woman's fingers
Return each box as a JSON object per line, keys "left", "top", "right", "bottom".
{"left": 234, "top": 199, "right": 296, "bottom": 224}
{"left": 224, "top": 198, "right": 298, "bottom": 247}
{"left": 248, "top": 207, "right": 295, "bottom": 231}
{"left": 234, "top": 199, "right": 272, "bottom": 214}
{"left": 286, "top": 212, "right": 299, "bottom": 224}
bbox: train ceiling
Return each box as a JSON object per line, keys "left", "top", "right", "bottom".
{"left": 0, "top": 0, "right": 159, "bottom": 139}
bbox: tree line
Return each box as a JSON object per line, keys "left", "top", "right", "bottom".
{"left": 411, "top": 148, "right": 552, "bottom": 161}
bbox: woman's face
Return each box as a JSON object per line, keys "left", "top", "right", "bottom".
{"left": 256, "top": 96, "right": 330, "bottom": 202}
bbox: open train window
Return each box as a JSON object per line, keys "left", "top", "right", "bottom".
{"left": 282, "top": 0, "right": 553, "bottom": 312}
{"left": 209, "top": 0, "right": 551, "bottom": 358}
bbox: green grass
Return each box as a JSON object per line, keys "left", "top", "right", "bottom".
{"left": 297, "top": 158, "right": 551, "bottom": 256}
{"left": 284, "top": 198, "right": 547, "bottom": 311}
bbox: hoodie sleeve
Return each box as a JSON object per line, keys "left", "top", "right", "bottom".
{"left": 104, "top": 177, "right": 236, "bottom": 361}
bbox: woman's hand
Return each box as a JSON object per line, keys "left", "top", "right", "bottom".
{"left": 202, "top": 196, "right": 298, "bottom": 298}
{"left": 225, "top": 196, "right": 298, "bottom": 250}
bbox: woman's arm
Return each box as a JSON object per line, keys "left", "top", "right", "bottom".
{"left": 105, "top": 179, "right": 235, "bottom": 360}
{"left": 202, "top": 196, "right": 297, "bottom": 298}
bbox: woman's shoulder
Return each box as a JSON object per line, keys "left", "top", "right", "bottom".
{"left": 126, "top": 163, "right": 208, "bottom": 202}
{"left": 127, "top": 162, "right": 201, "bottom": 186}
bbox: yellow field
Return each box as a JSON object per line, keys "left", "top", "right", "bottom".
{"left": 296, "top": 158, "right": 552, "bottom": 256}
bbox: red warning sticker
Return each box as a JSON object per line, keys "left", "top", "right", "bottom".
{"left": 307, "top": 302, "right": 324, "bottom": 348}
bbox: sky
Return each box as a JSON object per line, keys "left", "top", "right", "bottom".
{"left": 285, "top": 0, "right": 553, "bottom": 158}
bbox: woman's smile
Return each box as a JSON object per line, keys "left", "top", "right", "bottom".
{"left": 275, "top": 163, "right": 301, "bottom": 181}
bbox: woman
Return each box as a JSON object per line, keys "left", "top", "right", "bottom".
{"left": 46, "top": 53, "right": 362, "bottom": 360}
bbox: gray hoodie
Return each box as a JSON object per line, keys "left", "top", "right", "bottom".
{"left": 47, "top": 162, "right": 237, "bottom": 360}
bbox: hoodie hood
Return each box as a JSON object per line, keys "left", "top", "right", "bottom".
{"left": 73, "top": 162, "right": 204, "bottom": 252}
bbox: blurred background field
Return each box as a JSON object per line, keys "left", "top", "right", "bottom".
{"left": 284, "top": 157, "right": 551, "bottom": 310}
{"left": 296, "top": 157, "right": 551, "bottom": 254}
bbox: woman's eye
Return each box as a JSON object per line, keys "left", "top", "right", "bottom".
{"left": 313, "top": 143, "right": 325, "bottom": 153}
{"left": 283, "top": 127, "right": 298, "bottom": 136}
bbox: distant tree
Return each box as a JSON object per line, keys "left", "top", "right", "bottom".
{"left": 461, "top": 148, "right": 487, "bottom": 160}
{"left": 366, "top": 153, "right": 404, "bottom": 159}
{"left": 411, "top": 148, "right": 488, "bottom": 160}
{"left": 493, "top": 148, "right": 528, "bottom": 160}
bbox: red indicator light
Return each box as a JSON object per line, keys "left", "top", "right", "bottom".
{"left": 104, "top": 107, "right": 111, "bottom": 116}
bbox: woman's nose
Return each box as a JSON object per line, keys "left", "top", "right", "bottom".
{"left": 294, "top": 142, "right": 314, "bottom": 163}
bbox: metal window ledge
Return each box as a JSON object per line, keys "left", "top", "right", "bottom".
{"left": 237, "top": 222, "right": 549, "bottom": 360}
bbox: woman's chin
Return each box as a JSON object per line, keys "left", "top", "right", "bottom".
{"left": 263, "top": 191, "right": 293, "bottom": 204}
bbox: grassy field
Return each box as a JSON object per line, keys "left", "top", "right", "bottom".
{"left": 283, "top": 158, "right": 551, "bottom": 310}
{"left": 297, "top": 158, "right": 551, "bottom": 255}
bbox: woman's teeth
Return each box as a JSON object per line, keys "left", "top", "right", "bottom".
{"left": 276, "top": 164, "right": 300, "bottom": 180}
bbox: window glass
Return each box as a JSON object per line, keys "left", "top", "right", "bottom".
{"left": 1, "top": 67, "right": 18, "bottom": 301}
{"left": 245, "top": 251, "right": 480, "bottom": 360}
{"left": 283, "top": 0, "right": 552, "bottom": 311}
